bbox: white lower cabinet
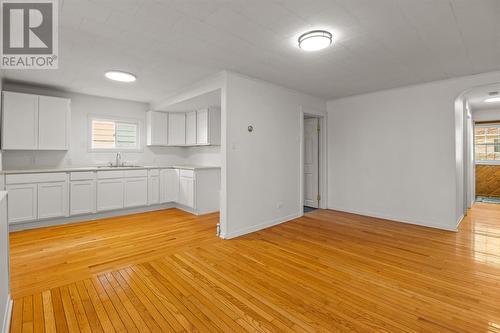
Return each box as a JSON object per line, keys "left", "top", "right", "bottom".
{"left": 160, "top": 169, "right": 179, "bottom": 203}
{"left": 70, "top": 180, "right": 96, "bottom": 215}
{"left": 179, "top": 176, "right": 195, "bottom": 208}
{"left": 38, "top": 182, "right": 69, "bottom": 219}
{"left": 5, "top": 184, "right": 37, "bottom": 223}
{"left": 97, "top": 179, "right": 124, "bottom": 212}
{"left": 124, "top": 177, "right": 148, "bottom": 208}
{"left": 148, "top": 171, "right": 160, "bottom": 205}
{"left": 6, "top": 167, "right": 220, "bottom": 226}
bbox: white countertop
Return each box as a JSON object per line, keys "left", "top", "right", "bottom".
{"left": 1, "top": 165, "right": 220, "bottom": 174}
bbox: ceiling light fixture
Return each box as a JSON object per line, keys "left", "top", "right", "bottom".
{"left": 485, "top": 97, "right": 500, "bottom": 103}
{"left": 298, "top": 30, "right": 333, "bottom": 51}
{"left": 105, "top": 71, "right": 136, "bottom": 83}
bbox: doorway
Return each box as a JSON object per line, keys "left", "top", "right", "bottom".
{"left": 303, "top": 116, "right": 320, "bottom": 211}
{"left": 461, "top": 82, "right": 500, "bottom": 208}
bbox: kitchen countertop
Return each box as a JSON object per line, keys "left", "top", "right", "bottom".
{"left": 0, "top": 165, "right": 220, "bottom": 174}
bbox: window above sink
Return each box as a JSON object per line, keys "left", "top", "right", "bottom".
{"left": 88, "top": 115, "right": 142, "bottom": 152}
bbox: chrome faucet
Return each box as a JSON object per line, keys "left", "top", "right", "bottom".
{"left": 115, "top": 152, "right": 122, "bottom": 167}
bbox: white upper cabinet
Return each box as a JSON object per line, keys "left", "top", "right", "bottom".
{"left": 144, "top": 108, "right": 220, "bottom": 147}
{"left": 197, "top": 108, "right": 221, "bottom": 145}
{"left": 168, "top": 112, "right": 186, "bottom": 145}
{"left": 185, "top": 111, "right": 197, "bottom": 145}
{"left": 2, "top": 91, "right": 70, "bottom": 150}
{"left": 38, "top": 96, "right": 71, "bottom": 150}
{"left": 196, "top": 109, "right": 208, "bottom": 145}
{"left": 146, "top": 111, "right": 168, "bottom": 146}
{"left": 2, "top": 92, "right": 38, "bottom": 150}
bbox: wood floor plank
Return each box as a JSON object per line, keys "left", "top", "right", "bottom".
{"left": 10, "top": 297, "right": 23, "bottom": 333}
{"left": 95, "top": 276, "right": 139, "bottom": 333}
{"left": 82, "top": 279, "right": 115, "bottom": 333}
{"left": 41, "top": 291, "right": 56, "bottom": 333}
{"left": 22, "top": 295, "right": 33, "bottom": 333}
{"left": 9, "top": 205, "right": 500, "bottom": 332}
{"left": 50, "top": 288, "right": 69, "bottom": 333}
{"left": 32, "top": 293, "right": 44, "bottom": 333}
{"left": 59, "top": 286, "right": 81, "bottom": 333}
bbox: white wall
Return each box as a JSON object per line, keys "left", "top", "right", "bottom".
{"left": 184, "top": 146, "right": 221, "bottom": 166}
{"left": 222, "top": 72, "right": 326, "bottom": 238}
{"left": 2, "top": 84, "right": 187, "bottom": 170}
{"left": 327, "top": 71, "right": 500, "bottom": 231}
{"left": 472, "top": 108, "right": 500, "bottom": 122}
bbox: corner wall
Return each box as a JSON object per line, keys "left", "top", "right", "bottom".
{"left": 327, "top": 71, "right": 500, "bottom": 231}
{"left": 222, "top": 72, "right": 326, "bottom": 238}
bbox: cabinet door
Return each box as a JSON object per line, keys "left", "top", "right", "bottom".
{"left": 2, "top": 92, "right": 38, "bottom": 150}
{"left": 196, "top": 109, "right": 209, "bottom": 145}
{"left": 160, "top": 169, "right": 179, "bottom": 203}
{"left": 179, "top": 177, "right": 194, "bottom": 208}
{"left": 97, "top": 179, "right": 124, "bottom": 211}
{"left": 70, "top": 180, "right": 96, "bottom": 215}
{"left": 147, "top": 111, "right": 168, "bottom": 146}
{"left": 124, "top": 177, "right": 148, "bottom": 208}
{"left": 167, "top": 113, "right": 186, "bottom": 145}
{"left": 38, "top": 96, "right": 71, "bottom": 150}
{"left": 186, "top": 111, "right": 197, "bottom": 145}
{"left": 6, "top": 184, "right": 37, "bottom": 223}
{"left": 148, "top": 175, "right": 160, "bottom": 205}
{"left": 38, "top": 181, "right": 69, "bottom": 219}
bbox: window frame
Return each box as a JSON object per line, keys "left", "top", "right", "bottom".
{"left": 87, "top": 115, "right": 143, "bottom": 152}
{"left": 474, "top": 123, "right": 500, "bottom": 165}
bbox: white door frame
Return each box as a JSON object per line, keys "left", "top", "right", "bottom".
{"left": 299, "top": 107, "right": 328, "bottom": 214}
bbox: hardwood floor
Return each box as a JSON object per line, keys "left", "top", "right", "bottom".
{"left": 9, "top": 205, "right": 500, "bottom": 332}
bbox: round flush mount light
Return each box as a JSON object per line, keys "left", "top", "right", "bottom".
{"left": 485, "top": 97, "right": 500, "bottom": 103}
{"left": 298, "top": 30, "right": 333, "bottom": 51}
{"left": 105, "top": 70, "right": 137, "bottom": 83}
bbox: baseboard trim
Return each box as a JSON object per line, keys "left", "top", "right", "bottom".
{"left": 221, "top": 212, "right": 302, "bottom": 239}
{"left": 9, "top": 203, "right": 175, "bottom": 232}
{"left": 454, "top": 214, "right": 465, "bottom": 231}
{"left": 327, "top": 205, "right": 459, "bottom": 232}
{"left": 2, "top": 295, "right": 12, "bottom": 333}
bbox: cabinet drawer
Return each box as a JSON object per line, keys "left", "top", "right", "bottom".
{"left": 179, "top": 169, "right": 194, "bottom": 178}
{"left": 70, "top": 171, "right": 96, "bottom": 181}
{"left": 148, "top": 169, "right": 160, "bottom": 177}
{"left": 97, "top": 170, "right": 124, "bottom": 179}
{"left": 6, "top": 172, "right": 67, "bottom": 184}
{"left": 124, "top": 169, "right": 148, "bottom": 178}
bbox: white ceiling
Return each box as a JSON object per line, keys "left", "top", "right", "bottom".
{"left": 465, "top": 83, "right": 500, "bottom": 111}
{"left": 1, "top": 0, "right": 499, "bottom": 104}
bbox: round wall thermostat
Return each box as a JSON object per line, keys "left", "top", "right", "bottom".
{"left": 248, "top": 125, "right": 253, "bottom": 132}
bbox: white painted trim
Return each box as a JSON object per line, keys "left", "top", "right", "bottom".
{"left": 327, "top": 205, "right": 460, "bottom": 232}
{"left": 454, "top": 214, "right": 465, "bottom": 231}
{"left": 221, "top": 212, "right": 302, "bottom": 239}
{"left": 1, "top": 296, "right": 12, "bottom": 333}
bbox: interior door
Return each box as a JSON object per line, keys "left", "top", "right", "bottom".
{"left": 304, "top": 118, "right": 319, "bottom": 208}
